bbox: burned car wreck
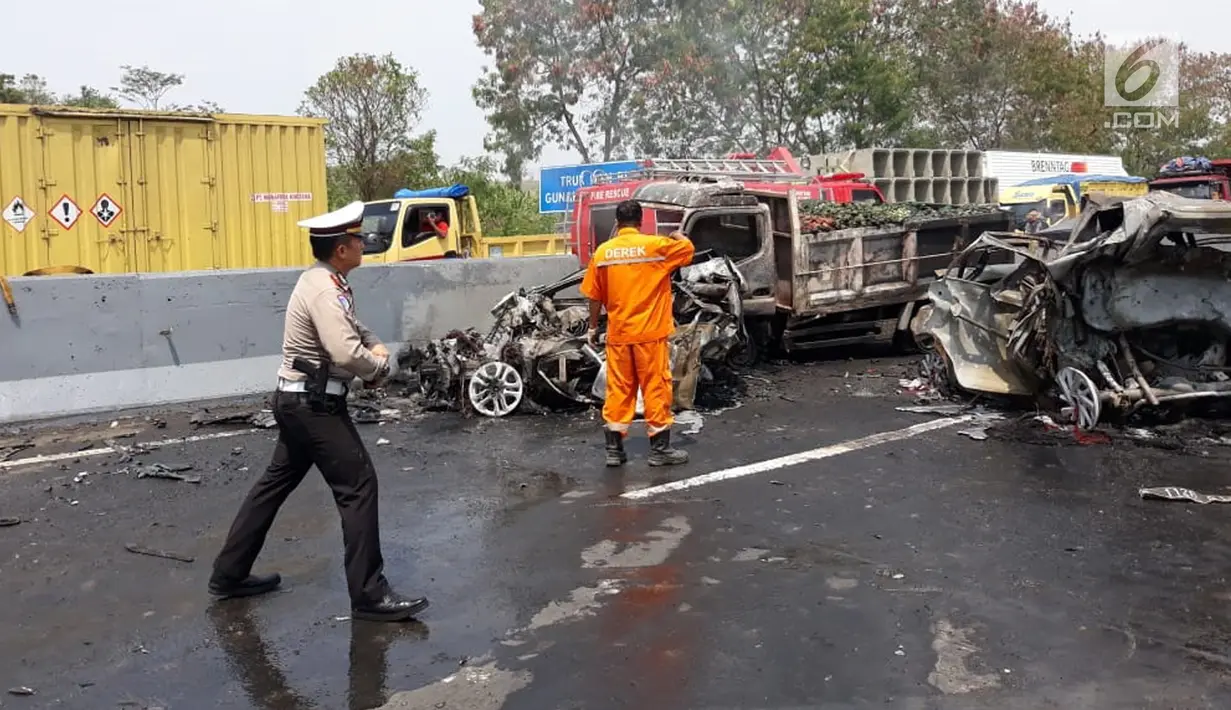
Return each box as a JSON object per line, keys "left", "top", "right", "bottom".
{"left": 912, "top": 192, "right": 1231, "bottom": 430}
{"left": 396, "top": 252, "right": 748, "bottom": 417}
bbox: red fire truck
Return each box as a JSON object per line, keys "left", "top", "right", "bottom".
{"left": 566, "top": 148, "right": 885, "bottom": 266}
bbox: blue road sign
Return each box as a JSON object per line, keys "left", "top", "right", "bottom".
{"left": 538, "top": 160, "right": 641, "bottom": 213}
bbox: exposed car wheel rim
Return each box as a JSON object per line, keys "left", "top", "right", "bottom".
{"left": 920, "top": 349, "right": 953, "bottom": 395}
{"left": 468, "top": 361, "right": 524, "bottom": 417}
{"left": 1056, "top": 366, "right": 1100, "bottom": 431}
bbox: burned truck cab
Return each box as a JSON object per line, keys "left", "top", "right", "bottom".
{"left": 630, "top": 180, "right": 778, "bottom": 320}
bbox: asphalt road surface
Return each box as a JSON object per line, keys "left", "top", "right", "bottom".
{"left": 3, "top": 355, "right": 1231, "bottom": 709}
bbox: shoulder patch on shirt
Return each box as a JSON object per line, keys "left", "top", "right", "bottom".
{"left": 337, "top": 293, "right": 354, "bottom": 313}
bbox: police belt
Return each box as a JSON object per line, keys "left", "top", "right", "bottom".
{"left": 277, "top": 377, "right": 349, "bottom": 397}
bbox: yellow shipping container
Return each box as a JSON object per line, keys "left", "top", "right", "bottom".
{"left": 0, "top": 104, "right": 328, "bottom": 276}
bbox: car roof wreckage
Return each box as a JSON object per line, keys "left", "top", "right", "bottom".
{"left": 913, "top": 191, "right": 1231, "bottom": 430}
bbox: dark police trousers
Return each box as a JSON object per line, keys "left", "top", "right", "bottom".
{"left": 211, "top": 390, "right": 390, "bottom": 604}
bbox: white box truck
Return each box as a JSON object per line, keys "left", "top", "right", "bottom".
{"left": 981, "top": 151, "right": 1130, "bottom": 187}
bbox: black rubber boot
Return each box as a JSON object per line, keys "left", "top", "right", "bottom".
{"left": 648, "top": 430, "right": 688, "bottom": 467}
{"left": 605, "top": 430, "right": 627, "bottom": 467}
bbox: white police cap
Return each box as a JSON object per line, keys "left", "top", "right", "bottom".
{"left": 298, "top": 200, "right": 366, "bottom": 238}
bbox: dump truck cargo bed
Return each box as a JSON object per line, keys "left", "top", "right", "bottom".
{"left": 781, "top": 198, "right": 1014, "bottom": 318}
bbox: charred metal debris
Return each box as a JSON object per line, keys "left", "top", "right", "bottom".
{"left": 912, "top": 192, "right": 1231, "bottom": 431}
{"left": 395, "top": 252, "right": 748, "bottom": 417}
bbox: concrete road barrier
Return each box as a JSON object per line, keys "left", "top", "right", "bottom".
{"left": 0, "top": 257, "right": 577, "bottom": 423}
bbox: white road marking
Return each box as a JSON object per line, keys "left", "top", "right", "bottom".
{"left": 580, "top": 515, "right": 692, "bottom": 568}
{"left": 377, "top": 658, "right": 531, "bottom": 710}
{"left": 0, "top": 429, "right": 259, "bottom": 471}
{"left": 621, "top": 415, "right": 973, "bottom": 500}
{"left": 524, "top": 580, "right": 623, "bottom": 632}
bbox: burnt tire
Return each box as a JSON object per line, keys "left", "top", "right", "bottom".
{"left": 727, "top": 337, "right": 761, "bottom": 368}
{"left": 919, "top": 346, "right": 958, "bottom": 398}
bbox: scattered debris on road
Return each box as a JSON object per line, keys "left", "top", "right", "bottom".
{"left": 191, "top": 409, "right": 276, "bottom": 429}
{"left": 895, "top": 402, "right": 1005, "bottom": 440}
{"left": 352, "top": 404, "right": 401, "bottom": 424}
{"left": 124, "top": 543, "right": 195, "bottom": 563}
{"left": 1140, "top": 487, "right": 1231, "bottom": 504}
{"left": 1, "top": 443, "right": 33, "bottom": 461}
{"left": 132, "top": 463, "right": 201, "bottom": 484}
{"left": 396, "top": 254, "right": 748, "bottom": 418}
{"left": 914, "top": 192, "right": 1231, "bottom": 432}
{"left": 7, "top": 686, "right": 35, "bottom": 696}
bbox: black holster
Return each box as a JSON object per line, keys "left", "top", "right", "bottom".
{"left": 291, "top": 357, "right": 330, "bottom": 411}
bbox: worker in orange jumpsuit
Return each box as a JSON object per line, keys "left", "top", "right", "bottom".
{"left": 580, "top": 199, "right": 695, "bottom": 467}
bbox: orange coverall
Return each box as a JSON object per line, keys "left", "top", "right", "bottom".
{"left": 580, "top": 227, "right": 696, "bottom": 436}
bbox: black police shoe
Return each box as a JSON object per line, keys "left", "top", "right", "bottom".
{"left": 352, "top": 592, "right": 430, "bottom": 622}
{"left": 208, "top": 572, "right": 282, "bottom": 599}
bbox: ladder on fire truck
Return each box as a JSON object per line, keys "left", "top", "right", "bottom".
{"left": 575, "top": 151, "right": 810, "bottom": 247}
{"left": 593, "top": 154, "right": 806, "bottom": 185}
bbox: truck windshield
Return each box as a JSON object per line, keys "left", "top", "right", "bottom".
{"left": 359, "top": 202, "right": 400, "bottom": 254}
{"left": 1156, "top": 182, "right": 1215, "bottom": 199}
{"left": 1006, "top": 200, "right": 1045, "bottom": 229}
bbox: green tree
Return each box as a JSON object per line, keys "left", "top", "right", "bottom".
{"left": 899, "top": 0, "right": 1095, "bottom": 150}
{"left": 1, "top": 73, "right": 119, "bottom": 108}
{"left": 0, "top": 73, "right": 55, "bottom": 103}
{"left": 60, "top": 85, "right": 120, "bottom": 109}
{"left": 625, "top": 0, "right": 775, "bottom": 156}
{"left": 328, "top": 131, "right": 442, "bottom": 208}
{"left": 789, "top": 0, "right": 915, "bottom": 151}
{"left": 112, "top": 64, "right": 184, "bottom": 109}
{"left": 0, "top": 74, "right": 23, "bottom": 103}
{"left": 475, "top": 0, "right": 917, "bottom": 163}
{"left": 473, "top": 0, "right": 672, "bottom": 165}
{"left": 441, "top": 156, "right": 556, "bottom": 236}
{"left": 300, "top": 53, "right": 431, "bottom": 201}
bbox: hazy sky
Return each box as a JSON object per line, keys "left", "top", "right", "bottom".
{"left": 1, "top": 0, "right": 1220, "bottom": 173}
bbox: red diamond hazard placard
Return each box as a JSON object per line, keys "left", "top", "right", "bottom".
{"left": 90, "top": 193, "right": 122, "bottom": 227}
{"left": 49, "top": 194, "right": 82, "bottom": 230}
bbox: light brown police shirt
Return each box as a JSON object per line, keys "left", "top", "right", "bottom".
{"left": 276, "top": 262, "right": 389, "bottom": 383}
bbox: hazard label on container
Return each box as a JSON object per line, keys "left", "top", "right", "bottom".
{"left": 49, "top": 195, "right": 82, "bottom": 230}
{"left": 2, "top": 197, "right": 32, "bottom": 233}
{"left": 90, "top": 193, "right": 123, "bottom": 227}
{"left": 252, "top": 192, "right": 312, "bottom": 203}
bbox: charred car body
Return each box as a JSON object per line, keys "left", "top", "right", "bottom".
{"left": 397, "top": 252, "right": 747, "bottom": 417}
{"left": 912, "top": 192, "right": 1231, "bottom": 429}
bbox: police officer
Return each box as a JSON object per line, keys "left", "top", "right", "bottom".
{"left": 208, "top": 201, "right": 429, "bottom": 622}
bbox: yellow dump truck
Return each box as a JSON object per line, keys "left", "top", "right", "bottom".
{"left": 360, "top": 185, "right": 565, "bottom": 264}
{"left": 998, "top": 173, "right": 1148, "bottom": 229}
{"left": 0, "top": 104, "right": 564, "bottom": 276}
